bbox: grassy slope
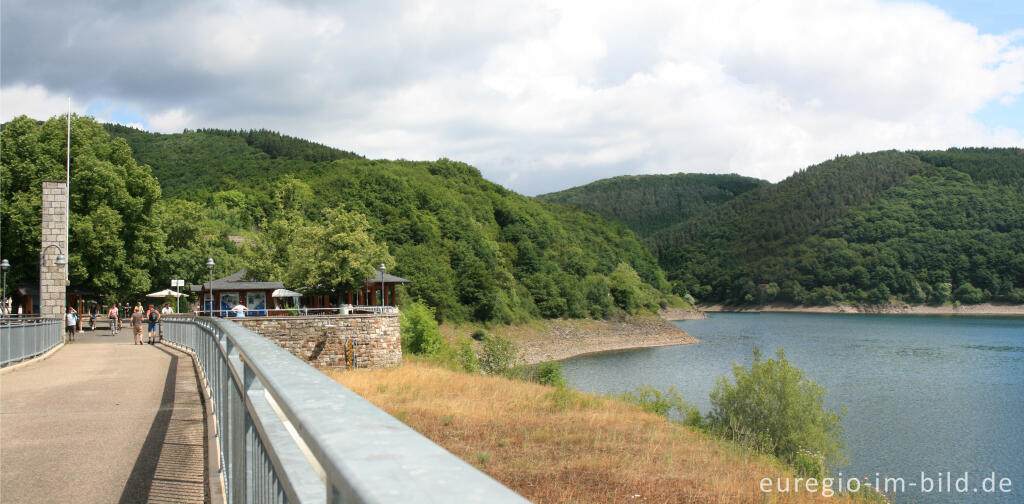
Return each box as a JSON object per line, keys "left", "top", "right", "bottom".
{"left": 331, "top": 361, "right": 861, "bottom": 504}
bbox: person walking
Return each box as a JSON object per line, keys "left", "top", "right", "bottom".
{"left": 130, "top": 306, "right": 145, "bottom": 345}
{"left": 65, "top": 306, "right": 78, "bottom": 343}
{"left": 108, "top": 303, "right": 119, "bottom": 335}
{"left": 160, "top": 303, "right": 173, "bottom": 341}
{"left": 145, "top": 304, "right": 161, "bottom": 344}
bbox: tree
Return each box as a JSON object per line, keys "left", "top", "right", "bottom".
{"left": 708, "top": 348, "right": 847, "bottom": 476}
{"left": 249, "top": 206, "right": 392, "bottom": 297}
{"left": 1, "top": 115, "right": 164, "bottom": 300}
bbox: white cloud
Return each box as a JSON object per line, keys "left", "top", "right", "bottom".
{"left": 3, "top": 0, "right": 1022, "bottom": 194}
{"left": 0, "top": 84, "right": 80, "bottom": 122}
{"left": 149, "top": 108, "right": 194, "bottom": 133}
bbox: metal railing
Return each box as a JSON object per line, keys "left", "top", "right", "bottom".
{"left": 194, "top": 306, "right": 398, "bottom": 318}
{"left": 1, "top": 317, "right": 63, "bottom": 367}
{"left": 161, "top": 316, "right": 528, "bottom": 504}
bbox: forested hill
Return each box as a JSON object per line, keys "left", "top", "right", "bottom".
{"left": 536, "top": 173, "right": 768, "bottom": 238}
{"left": 100, "top": 123, "right": 674, "bottom": 323}
{"left": 103, "top": 125, "right": 362, "bottom": 197}
{"left": 643, "top": 148, "right": 1024, "bottom": 306}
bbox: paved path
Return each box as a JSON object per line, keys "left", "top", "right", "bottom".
{"left": 1, "top": 323, "right": 208, "bottom": 503}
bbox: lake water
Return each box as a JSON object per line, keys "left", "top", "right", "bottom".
{"left": 560, "top": 312, "right": 1024, "bottom": 503}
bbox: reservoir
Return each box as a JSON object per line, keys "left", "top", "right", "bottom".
{"left": 561, "top": 312, "right": 1024, "bottom": 503}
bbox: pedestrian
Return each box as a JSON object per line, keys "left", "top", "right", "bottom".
{"left": 108, "top": 303, "right": 119, "bottom": 334}
{"left": 130, "top": 306, "right": 145, "bottom": 345}
{"left": 65, "top": 306, "right": 78, "bottom": 343}
{"left": 145, "top": 304, "right": 160, "bottom": 344}
{"left": 160, "top": 302, "right": 172, "bottom": 341}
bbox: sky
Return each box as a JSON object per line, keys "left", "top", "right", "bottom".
{"left": 2, "top": 0, "right": 1022, "bottom": 196}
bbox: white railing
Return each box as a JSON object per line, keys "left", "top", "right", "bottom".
{"left": 161, "top": 315, "right": 527, "bottom": 504}
{"left": 1, "top": 317, "right": 63, "bottom": 367}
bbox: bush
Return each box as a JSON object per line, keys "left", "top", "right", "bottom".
{"left": 453, "top": 337, "right": 479, "bottom": 373}
{"left": 708, "top": 348, "right": 847, "bottom": 474}
{"left": 618, "top": 385, "right": 701, "bottom": 427}
{"left": 399, "top": 302, "right": 445, "bottom": 356}
{"left": 478, "top": 334, "right": 524, "bottom": 378}
{"left": 471, "top": 329, "right": 488, "bottom": 341}
{"left": 1009, "top": 288, "right": 1024, "bottom": 304}
{"left": 866, "top": 285, "right": 892, "bottom": 305}
{"left": 953, "top": 282, "right": 985, "bottom": 304}
{"left": 930, "top": 282, "right": 952, "bottom": 304}
{"left": 530, "top": 361, "right": 566, "bottom": 388}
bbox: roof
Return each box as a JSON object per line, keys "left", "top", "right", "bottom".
{"left": 364, "top": 273, "right": 412, "bottom": 285}
{"left": 190, "top": 269, "right": 285, "bottom": 292}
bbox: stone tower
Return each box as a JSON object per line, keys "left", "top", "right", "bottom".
{"left": 40, "top": 180, "right": 68, "bottom": 319}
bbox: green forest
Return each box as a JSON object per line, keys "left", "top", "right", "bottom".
{"left": 5, "top": 114, "right": 1020, "bottom": 316}
{"left": 2, "top": 115, "right": 676, "bottom": 323}
{"left": 557, "top": 149, "right": 1024, "bottom": 306}
{"left": 538, "top": 173, "right": 768, "bottom": 238}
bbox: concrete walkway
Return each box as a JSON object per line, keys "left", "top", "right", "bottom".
{"left": 1, "top": 323, "right": 208, "bottom": 503}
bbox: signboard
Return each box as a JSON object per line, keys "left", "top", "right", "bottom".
{"left": 171, "top": 279, "right": 185, "bottom": 287}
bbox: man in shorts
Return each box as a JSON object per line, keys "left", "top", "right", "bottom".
{"left": 130, "top": 307, "right": 145, "bottom": 345}
{"left": 145, "top": 304, "right": 161, "bottom": 344}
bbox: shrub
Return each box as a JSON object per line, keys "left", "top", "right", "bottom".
{"left": 930, "top": 282, "right": 952, "bottom": 304}
{"left": 866, "top": 285, "right": 892, "bottom": 305}
{"left": 453, "top": 337, "right": 479, "bottom": 373}
{"left": 1009, "top": 288, "right": 1024, "bottom": 304}
{"left": 530, "top": 361, "right": 567, "bottom": 388}
{"left": 708, "top": 348, "right": 847, "bottom": 474}
{"left": 953, "top": 282, "right": 985, "bottom": 304}
{"left": 478, "top": 334, "right": 524, "bottom": 378}
{"left": 618, "top": 385, "right": 700, "bottom": 426}
{"left": 471, "top": 329, "right": 488, "bottom": 341}
{"left": 399, "top": 302, "right": 444, "bottom": 356}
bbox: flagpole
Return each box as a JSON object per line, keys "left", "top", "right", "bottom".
{"left": 66, "top": 97, "right": 71, "bottom": 287}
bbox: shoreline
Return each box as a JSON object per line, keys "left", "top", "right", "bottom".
{"left": 702, "top": 302, "right": 1024, "bottom": 316}
{"left": 441, "top": 316, "right": 700, "bottom": 365}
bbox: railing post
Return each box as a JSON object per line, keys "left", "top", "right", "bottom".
{"left": 243, "top": 360, "right": 264, "bottom": 503}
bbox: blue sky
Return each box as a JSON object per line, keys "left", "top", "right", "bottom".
{"left": 923, "top": 0, "right": 1024, "bottom": 131}
{"left": 3, "top": 0, "right": 1022, "bottom": 194}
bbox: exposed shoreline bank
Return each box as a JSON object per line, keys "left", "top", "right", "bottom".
{"left": 441, "top": 315, "right": 700, "bottom": 365}
{"left": 702, "top": 302, "right": 1024, "bottom": 316}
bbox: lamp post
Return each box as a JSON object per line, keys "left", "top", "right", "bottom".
{"left": 1, "top": 259, "right": 9, "bottom": 316}
{"left": 206, "top": 258, "right": 215, "bottom": 316}
{"left": 39, "top": 245, "right": 68, "bottom": 316}
{"left": 379, "top": 263, "right": 387, "bottom": 308}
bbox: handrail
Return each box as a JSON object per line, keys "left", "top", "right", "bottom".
{"left": 194, "top": 306, "right": 398, "bottom": 318}
{"left": 0, "top": 318, "right": 63, "bottom": 367}
{"left": 161, "top": 315, "right": 528, "bottom": 504}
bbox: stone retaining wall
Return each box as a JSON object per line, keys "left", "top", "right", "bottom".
{"left": 237, "top": 315, "right": 401, "bottom": 370}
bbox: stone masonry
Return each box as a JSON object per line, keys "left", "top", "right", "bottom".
{"left": 40, "top": 181, "right": 68, "bottom": 319}
{"left": 237, "top": 315, "right": 401, "bottom": 370}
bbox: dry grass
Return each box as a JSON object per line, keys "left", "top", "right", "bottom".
{"left": 330, "top": 361, "right": 859, "bottom": 503}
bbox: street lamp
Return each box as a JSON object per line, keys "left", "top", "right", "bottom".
{"left": 379, "top": 263, "right": 387, "bottom": 308}
{"left": 39, "top": 244, "right": 68, "bottom": 316}
{"left": 206, "top": 258, "right": 215, "bottom": 316}
{"left": 1, "top": 259, "right": 9, "bottom": 316}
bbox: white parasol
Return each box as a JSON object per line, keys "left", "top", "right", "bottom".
{"left": 146, "top": 289, "right": 189, "bottom": 298}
